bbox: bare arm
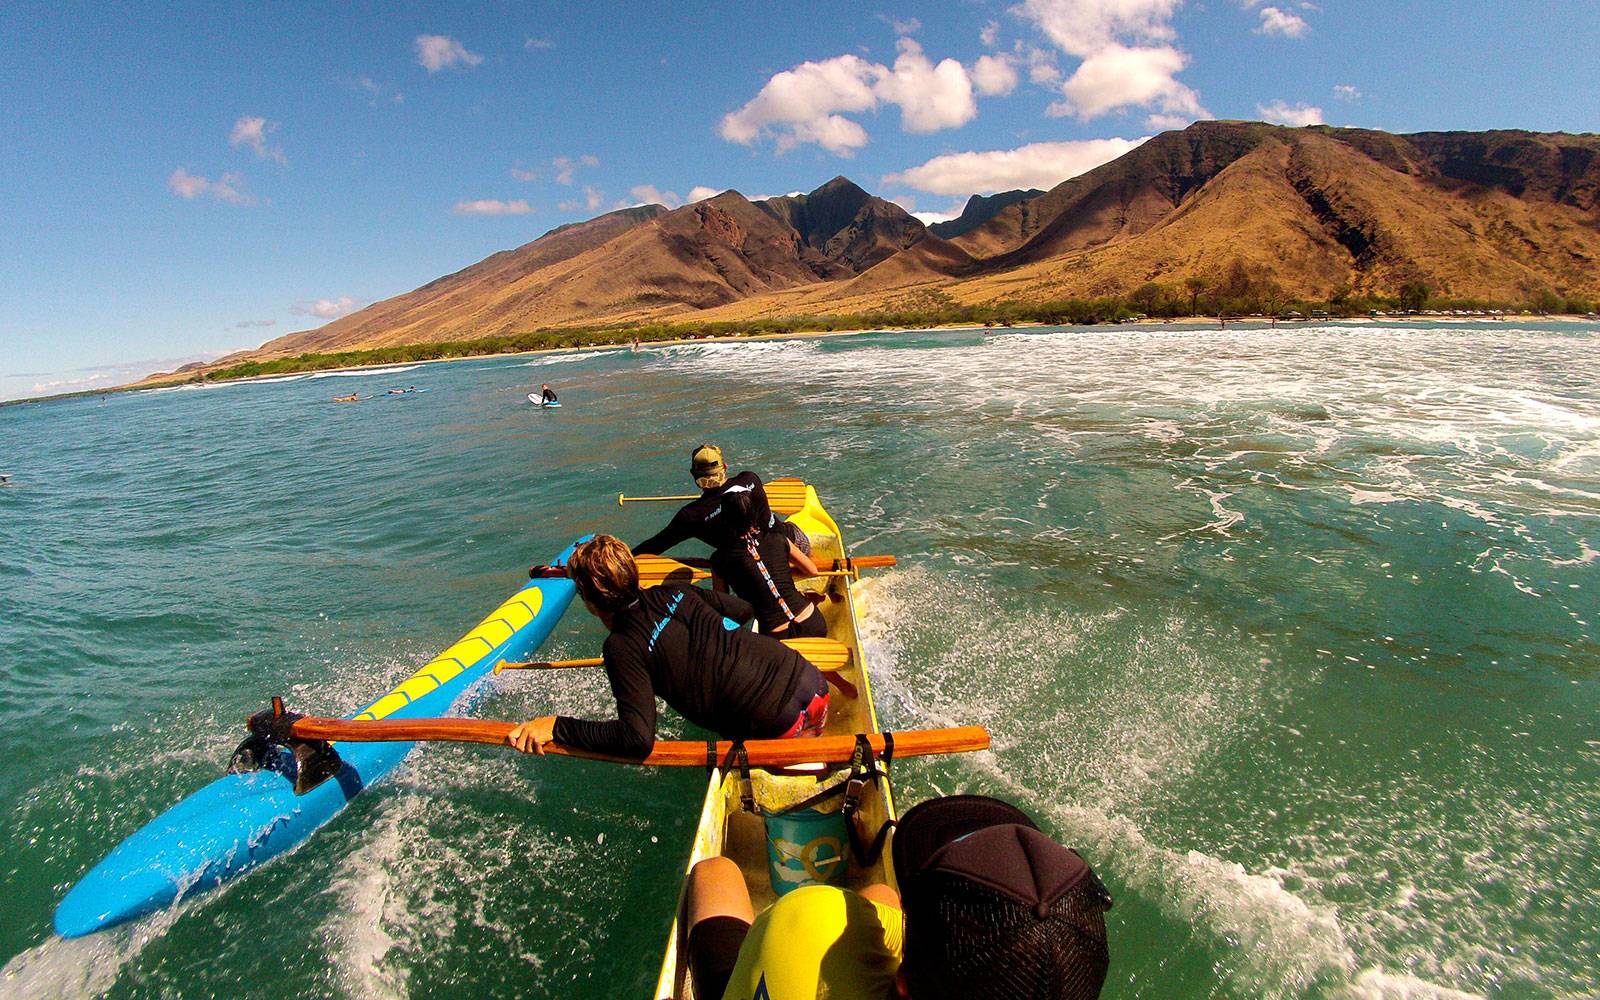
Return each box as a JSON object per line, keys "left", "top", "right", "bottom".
{"left": 787, "top": 540, "right": 819, "bottom": 579}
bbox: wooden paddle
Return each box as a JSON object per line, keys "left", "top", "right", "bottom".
{"left": 497, "top": 636, "right": 859, "bottom": 697}
{"left": 529, "top": 554, "right": 895, "bottom": 582}
{"left": 288, "top": 716, "right": 989, "bottom": 767}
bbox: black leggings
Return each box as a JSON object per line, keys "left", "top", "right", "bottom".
{"left": 688, "top": 914, "right": 751, "bottom": 1000}
{"left": 778, "top": 608, "right": 828, "bottom": 639}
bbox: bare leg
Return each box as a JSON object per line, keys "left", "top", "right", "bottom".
{"left": 686, "top": 857, "right": 755, "bottom": 999}
{"left": 858, "top": 882, "right": 901, "bottom": 910}
{"left": 688, "top": 856, "right": 755, "bottom": 927}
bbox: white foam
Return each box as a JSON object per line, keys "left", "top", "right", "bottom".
{"left": 852, "top": 563, "right": 1498, "bottom": 1000}
{"left": 307, "top": 365, "right": 420, "bottom": 379}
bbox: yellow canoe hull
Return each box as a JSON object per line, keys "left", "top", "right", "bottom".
{"left": 652, "top": 481, "right": 897, "bottom": 1000}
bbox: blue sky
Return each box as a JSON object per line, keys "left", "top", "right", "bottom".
{"left": 2, "top": 1, "right": 1596, "bottom": 400}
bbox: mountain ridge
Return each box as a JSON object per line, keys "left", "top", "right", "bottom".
{"left": 239, "top": 122, "right": 1600, "bottom": 361}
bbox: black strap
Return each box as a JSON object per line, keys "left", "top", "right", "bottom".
{"left": 705, "top": 741, "right": 717, "bottom": 773}
{"left": 718, "top": 741, "right": 754, "bottom": 813}
{"left": 881, "top": 731, "right": 894, "bottom": 766}
{"left": 840, "top": 735, "right": 874, "bottom": 821}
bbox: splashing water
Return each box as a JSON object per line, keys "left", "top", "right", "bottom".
{"left": 1, "top": 320, "right": 1594, "bottom": 998}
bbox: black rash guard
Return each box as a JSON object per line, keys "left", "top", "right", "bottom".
{"left": 541, "top": 387, "right": 558, "bottom": 402}
{"left": 710, "top": 531, "right": 812, "bottom": 634}
{"left": 551, "top": 584, "right": 823, "bottom": 758}
{"left": 633, "top": 471, "right": 777, "bottom": 555}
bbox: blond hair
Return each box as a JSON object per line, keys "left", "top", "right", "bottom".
{"left": 568, "top": 535, "right": 640, "bottom": 614}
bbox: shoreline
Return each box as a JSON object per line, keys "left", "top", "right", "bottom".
{"left": 6, "top": 313, "right": 1597, "bottom": 409}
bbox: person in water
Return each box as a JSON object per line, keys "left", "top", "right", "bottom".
{"left": 507, "top": 535, "right": 829, "bottom": 759}
{"left": 633, "top": 444, "right": 811, "bottom": 556}
{"left": 711, "top": 487, "right": 826, "bottom": 639}
{"left": 684, "top": 794, "right": 1114, "bottom": 1000}
{"left": 540, "top": 383, "right": 558, "bottom": 403}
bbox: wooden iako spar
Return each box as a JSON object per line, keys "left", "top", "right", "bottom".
{"left": 496, "top": 636, "right": 860, "bottom": 697}
{"left": 531, "top": 554, "right": 896, "bottom": 585}
{"left": 277, "top": 714, "right": 987, "bottom": 768}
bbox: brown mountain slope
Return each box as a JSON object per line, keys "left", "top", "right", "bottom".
{"left": 255, "top": 204, "right": 667, "bottom": 356}
{"left": 815, "top": 123, "right": 1600, "bottom": 308}
{"left": 248, "top": 180, "right": 923, "bottom": 358}
{"left": 242, "top": 123, "right": 1600, "bottom": 361}
{"left": 759, "top": 175, "right": 926, "bottom": 273}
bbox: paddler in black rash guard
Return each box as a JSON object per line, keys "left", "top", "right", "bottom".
{"left": 507, "top": 535, "right": 830, "bottom": 759}
{"left": 710, "top": 488, "right": 827, "bottom": 639}
{"left": 632, "top": 444, "right": 811, "bottom": 556}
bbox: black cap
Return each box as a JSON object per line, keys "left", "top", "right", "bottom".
{"left": 893, "top": 796, "right": 1113, "bottom": 1000}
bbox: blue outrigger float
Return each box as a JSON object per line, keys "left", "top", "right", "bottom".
{"left": 54, "top": 544, "right": 580, "bottom": 938}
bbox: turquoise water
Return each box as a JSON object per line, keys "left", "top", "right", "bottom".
{"left": 1, "top": 322, "right": 1595, "bottom": 999}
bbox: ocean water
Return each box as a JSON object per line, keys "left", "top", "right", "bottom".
{"left": 0, "top": 321, "right": 1594, "bottom": 999}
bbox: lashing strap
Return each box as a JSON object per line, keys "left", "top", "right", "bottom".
{"left": 840, "top": 733, "right": 895, "bottom": 866}
{"left": 717, "top": 741, "right": 754, "bottom": 814}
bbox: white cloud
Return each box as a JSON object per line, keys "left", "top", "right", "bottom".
{"left": 630, "top": 184, "right": 682, "bottom": 208}
{"left": 972, "top": 53, "right": 1019, "bottom": 96}
{"left": 234, "top": 319, "right": 277, "bottom": 329}
{"left": 525, "top": 37, "right": 553, "bottom": 50}
{"left": 167, "top": 168, "right": 253, "bottom": 204}
{"left": 687, "top": 186, "right": 722, "bottom": 203}
{"left": 1047, "top": 43, "right": 1204, "bottom": 123}
{"left": 720, "top": 39, "right": 985, "bottom": 155}
{"left": 720, "top": 54, "right": 881, "bottom": 153}
{"left": 452, "top": 199, "right": 533, "bottom": 215}
{"left": 1016, "top": 0, "right": 1207, "bottom": 124}
{"left": 229, "top": 116, "right": 286, "bottom": 164}
{"left": 883, "top": 15, "right": 922, "bottom": 34}
{"left": 352, "top": 76, "right": 404, "bottom": 105}
{"left": 1333, "top": 83, "right": 1361, "bottom": 101}
{"left": 1146, "top": 112, "right": 1195, "bottom": 129}
{"left": 1027, "top": 47, "right": 1063, "bottom": 84}
{"left": 168, "top": 168, "right": 209, "bottom": 199}
{"left": 1256, "top": 6, "right": 1310, "bottom": 37}
{"left": 559, "top": 186, "right": 606, "bottom": 212}
{"left": 290, "top": 296, "right": 360, "bottom": 319}
{"left": 885, "top": 136, "right": 1149, "bottom": 195}
{"left": 510, "top": 166, "right": 538, "bottom": 181}
{"left": 1019, "top": 0, "right": 1182, "bottom": 56}
{"left": 1256, "top": 99, "right": 1323, "bottom": 125}
{"left": 415, "top": 34, "right": 482, "bottom": 73}
{"left": 981, "top": 19, "right": 1001, "bottom": 47}
{"left": 875, "top": 39, "right": 977, "bottom": 133}
{"left": 552, "top": 154, "right": 599, "bottom": 184}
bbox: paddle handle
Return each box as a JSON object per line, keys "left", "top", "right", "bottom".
{"left": 530, "top": 555, "right": 894, "bottom": 579}
{"left": 834, "top": 555, "right": 895, "bottom": 570}
{"left": 496, "top": 656, "right": 602, "bottom": 672}
{"left": 287, "top": 717, "right": 989, "bottom": 767}
{"left": 619, "top": 493, "right": 698, "bottom": 506}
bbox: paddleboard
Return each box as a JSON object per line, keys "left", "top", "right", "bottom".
{"left": 54, "top": 542, "right": 582, "bottom": 938}
{"left": 527, "top": 393, "right": 561, "bottom": 407}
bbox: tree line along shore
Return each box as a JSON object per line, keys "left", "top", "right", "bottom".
{"left": 193, "top": 279, "right": 1600, "bottom": 385}
{"left": 5, "top": 284, "right": 1594, "bottom": 408}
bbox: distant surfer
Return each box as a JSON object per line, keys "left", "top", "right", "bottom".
{"left": 334, "top": 393, "right": 360, "bottom": 403}
{"left": 539, "top": 383, "right": 559, "bottom": 404}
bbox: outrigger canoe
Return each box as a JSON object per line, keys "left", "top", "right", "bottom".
{"left": 53, "top": 545, "right": 579, "bottom": 938}
{"left": 653, "top": 480, "right": 897, "bottom": 999}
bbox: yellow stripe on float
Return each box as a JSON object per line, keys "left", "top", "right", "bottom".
{"left": 364, "top": 691, "right": 412, "bottom": 721}
{"left": 354, "top": 585, "right": 548, "bottom": 722}
{"left": 397, "top": 674, "right": 440, "bottom": 702}
{"left": 420, "top": 659, "right": 464, "bottom": 685}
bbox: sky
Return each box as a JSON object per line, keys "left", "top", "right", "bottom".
{"left": 2, "top": 1, "right": 1597, "bottom": 401}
